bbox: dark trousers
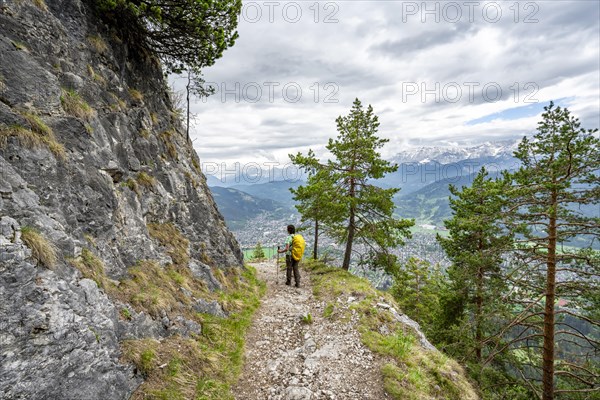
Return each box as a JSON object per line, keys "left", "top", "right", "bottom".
{"left": 285, "top": 255, "right": 300, "bottom": 286}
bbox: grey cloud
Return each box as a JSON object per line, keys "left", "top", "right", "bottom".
{"left": 371, "top": 23, "right": 475, "bottom": 57}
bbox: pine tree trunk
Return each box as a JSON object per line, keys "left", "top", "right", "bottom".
{"left": 342, "top": 178, "right": 356, "bottom": 271}
{"left": 476, "top": 237, "right": 484, "bottom": 363}
{"left": 342, "top": 209, "right": 354, "bottom": 270}
{"left": 313, "top": 219, "right": 319, "bottom": 260}
{"left": 542, "top": 191, "right": 558, "bottom": 400}
{"left": 476, "top": 265, "right": 483, "bottom": 363}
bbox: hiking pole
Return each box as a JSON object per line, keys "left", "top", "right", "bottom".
{"left": 276, "top": 246, "right": 280, "bottom": 284}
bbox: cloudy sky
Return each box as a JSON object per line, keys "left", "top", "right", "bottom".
{"left": 175, "top": 0, "right": 600, "bottom": 168}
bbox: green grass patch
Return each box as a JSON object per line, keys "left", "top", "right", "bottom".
{"left": 124, "top": 178, "right": 141, "bottom": 196}
{"left": 301, "top": 313, "right": 313, "bottom": 325}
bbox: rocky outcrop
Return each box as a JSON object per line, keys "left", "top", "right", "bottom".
{"left": 0, "top": 1, "right": 242, "bottom": 399}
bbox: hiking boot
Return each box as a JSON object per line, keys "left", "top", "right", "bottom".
{"left": 285, "top": 282, "right": 291, "bottom": 286}
{"left": 295, "top": 283, "right": 300, "bottom": 288}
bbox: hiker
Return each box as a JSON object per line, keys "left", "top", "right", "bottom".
{"left": 277, "top": 224, "right": 301, "bottom": 287}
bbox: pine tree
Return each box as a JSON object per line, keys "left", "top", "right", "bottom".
{"left": 389, "top": 257, "right": 443, "bottom": 337}
{"left": 252, "top": 242, "right": 265, "bottom": 260}
{"left": 500, "top": 102, "right": 600, "bottom": 399}
{"left": 290, "top": 98, "right": 413, "bottom": 270}
{"left": 436, "top": 168, "right": 513, "bottom": 367}
{"left": 290, "top": 168, "right": 336, "bottom": 260}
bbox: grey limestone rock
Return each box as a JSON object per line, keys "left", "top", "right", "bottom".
{"left": 0, "top": 1, "right": 243, "bottom": 398}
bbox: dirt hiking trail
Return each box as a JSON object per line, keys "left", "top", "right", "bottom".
{"left": 232, "top": 261, "right": 388, "bottom": 400}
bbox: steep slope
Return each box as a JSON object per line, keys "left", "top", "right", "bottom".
{"left": 0, "top": 1, "right": 243, "bottom": 399}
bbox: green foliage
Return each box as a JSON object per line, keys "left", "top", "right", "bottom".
{"left": 95, "top": 0, "right": 242, "bottom": 75}
{"left": 290, "top": 98, "right": 413, "bottom": 270}
{"left": 139, "top": 348, "right": 157, "bottom": 376}
{"left": 120, "top": 307, "right": 133, "bottom": 320}
{"left": 434, "top": 168, "right": 512, "bottom": 364}
{"left": 389, "top": 257, "right": 444, "bottom": 339}
{"left": 122, "top": 266, "right": 264, "bottom": 399}
{"left": 251, "top": 242, "right": 265, "bottom": 260}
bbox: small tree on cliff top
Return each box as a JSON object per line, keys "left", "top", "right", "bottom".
{"left": 291, "top": 98, "right": 413, "bottom": 270}
{"left": 97, "top": 0, "right": 242, "bottom": 74}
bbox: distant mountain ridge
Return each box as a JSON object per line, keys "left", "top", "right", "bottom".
{"left": 209, "top": 140, "right": 525, "bottom": 229}
{"left": 390, "top": 140, "right": 520, "bottom": 165}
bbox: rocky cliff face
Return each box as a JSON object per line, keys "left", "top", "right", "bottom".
{"left": 0, "top": 1, "right": 243, "bottom": 398}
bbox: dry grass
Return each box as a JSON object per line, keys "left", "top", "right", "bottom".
{"left": 88, "top": 35, "right": 108, "bottom": 54}
{"left": 0, "top": 119, "right": 66, "bottom": 160}
{"left": 21, "top": 112, "right": 66, "bottom": 159}
{"left": 0, "top": 73, "right": 6, "bottom": 92}
{"left": 191, "top": 158, "right": 201, "bottom": 173}
{"left": 108, "top": 93, "right": 127, "bottom": 112}
{"left": 124, "top": 178, "right": 141, "bottom": 196}
{"left": 33, "top": 0, "right": 48, "bottom": 11}
{"left": 117, "top": 261, "right": 200, "bottom": 318}
{"left": 151, "top": 113, "right": 160, "bottom": 125}
{"left": 129, "top": 88, "right": 144, "bottom": 102}
{"left": 147, "top": 223, "right": 189, "bottom": 266}
{"left": 136, "top": 172, "right": 156, "bottom": 189}
{"left": 68, "top": 248, "right": 107, "bottom": 288}
{"left": 87, "top": 65, "right": 106, "bottom": 85}
{"left": 21, "top": 226, "right": 58, "bottom": 269}
{"left": 160, "top": 130, "right": 178, "bottom": 160}
{"left": 11, "top": 41, "right": 28, "bottom": 51}
{"left": 61, "top": 89, "right": 95, "bottom": 120}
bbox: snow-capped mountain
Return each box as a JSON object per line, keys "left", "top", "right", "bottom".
{"left": 391, "top": 140, "right": 520, "bottom": 165}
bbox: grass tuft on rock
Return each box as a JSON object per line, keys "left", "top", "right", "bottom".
{"left": 33, "top": 0, "right": 48, "bottom": 11}
{"left": 136, "top": 171, "right": 156, "bottom": 189}
{"left": 21, "top": 226, "right": 58, "bottom": 269}
{"left": 304, "top": 259, "right": 478, "bottom": 400}
{"left": 147, "top": 222, "right": 190, "bottom": 266}
{"left": 88, "top": 35, "right": 108, "bottom": 54}
{"left": 0, "top": 116, "right": 66, "bottom": 160}
{"left": 129, "top": 88, "right": 144, "bottom": 102}
{"left": 61, "top": 88, "right": 95, "bottom": 120}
